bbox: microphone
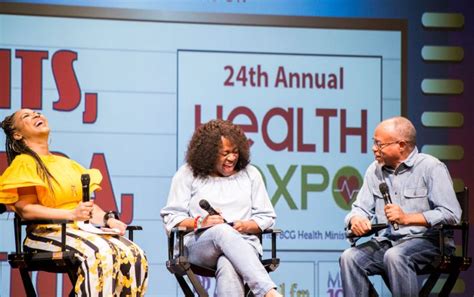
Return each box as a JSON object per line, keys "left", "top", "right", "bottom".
{"left": 81, "top": 174, "right": 90, "bottom": 223}
{"left": 199, "top": 199, "right": 227, "bottom": 223}
{"left": 379, "top": 183, "right": 399, "bottom": 230}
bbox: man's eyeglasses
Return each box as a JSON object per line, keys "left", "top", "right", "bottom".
{"left": 372, "top": 139, "right": 401, "bottom": 150}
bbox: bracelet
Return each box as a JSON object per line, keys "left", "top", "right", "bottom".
{"left": 193, "top": 216, "right": 201, "bottom": 231}
{"left": 103, "top": 211, "right": 120, "bottom": 227}
{"left": 197, "top": 216, "right": 204, "bottom": 229}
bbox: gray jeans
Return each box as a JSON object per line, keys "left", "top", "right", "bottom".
{"left": 185, "top": 223, "right": 276, "bottom": 297}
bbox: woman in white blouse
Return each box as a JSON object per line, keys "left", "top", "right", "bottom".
{"left": 161, "top": 119, "right": 281, "bottom": 297}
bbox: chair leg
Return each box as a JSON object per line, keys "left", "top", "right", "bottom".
{"left": 67, "top": 269, "right": 78, "bottom": 293}
{"left": 419, "top": 272, "right": 441, "bottom": 297}
{"left": 68, "top": 288, "right": 75, "bottom": 297}
{"left": 439, "top": 271, "right": 461, "bottom": 297}
{"left": 67, "top": 270, "right": 77, "bottom": 297}
{"left": 176, "top": 275, "right": 196, "bottom": 297}
{"left": 19, "top": 269, "right": 37, "bottom": 297}
{"left": 185, "top": 270, "right": 209, "bottom": 297}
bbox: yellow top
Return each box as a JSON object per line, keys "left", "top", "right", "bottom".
{"left": 0, "top": 154, "right": 102, "bottom": 209}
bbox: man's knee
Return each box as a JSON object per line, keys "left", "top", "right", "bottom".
{"left": 340, "top": 248, "right": 357, "bottom": 267}
{"left": 383, "top": 247, "right": 408, "bottom": 267}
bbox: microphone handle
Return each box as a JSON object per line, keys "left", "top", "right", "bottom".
{"left": 382, "top": 192, "right": 392, "bottom": 204}
{"left": 81, "top": 174, "right": 90, "bottom": 223}
{"left": 392, "top": 222, "right": 399, "bottom": 230}
{"left": 206, "top": 208, "right": 219, "bottom": 216}
{"left": 81, "top": 174, "right": 90, "bottom": 202}
{"left": 206, "top": 208, "right": 227, "bottom": 223}
{"left": 82, "top": 184, "right": 90, "bottom": 202}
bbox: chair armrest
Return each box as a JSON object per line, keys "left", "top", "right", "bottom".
{"left": 168, "top": 226, "right": 193, "bottom": 261}
{"left": 437, "top": 222, "right": 466, "bottom": 231}
{"left": 345, "top": 223, "right": 388, "bottom": 239}
{"left": 262, "top": 228, "right": 281, "bottom": 259}
{"left": 258, "top": 228, "right": 281, "bottom": 240}
{"left": 126, "top": 225, "right": 143, "bottom": 241}
{"left": 167, "top": 227, "right": 282, "bottom": 260}
{"left": 20, "top": 219, "right": 73, "bottom": 226}
{"left": 261, "top": 228, "right": 282, "bottom": 234}
{"left": 345, "top": 223, "right": 388, "bottom": 247}
{"left": 13, "top": 218, "right": 73, "bottom": 253}
{"left": 126, "top": 225, "right": 143, "bottom": 231}
{"left": 171, "top": 226, "right": 193, "bottom": 233}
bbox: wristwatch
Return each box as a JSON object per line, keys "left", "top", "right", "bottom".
{"left": 103, "top": 211, "right": 120, "bottom": 227}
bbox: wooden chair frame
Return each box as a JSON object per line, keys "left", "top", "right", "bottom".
{"left": 166, "top": 226, "right": 281, "bottom": 297}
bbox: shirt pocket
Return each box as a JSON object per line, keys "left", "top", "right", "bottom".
{"left": 403, "top": 186, "right": 430, "bottom": 213}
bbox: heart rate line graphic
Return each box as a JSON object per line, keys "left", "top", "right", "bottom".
{"left": 331, "top": 166, "right": 363, "bottom": 210}
{"left": 335, "top": 176, "right": 360, "bottom": 204}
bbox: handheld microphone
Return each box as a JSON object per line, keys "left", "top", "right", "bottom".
{"left": 199, "top": 199, "right": 227, "bottom": 223}
{"left": 379, "top": 183, "right": 399, "bottom": 230}
{"left": 81, "top": 174, "right": 90, "bottom": 223}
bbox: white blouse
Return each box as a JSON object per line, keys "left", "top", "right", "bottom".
{"left": 161, "top": 164, "right": 276, "bottom": 254}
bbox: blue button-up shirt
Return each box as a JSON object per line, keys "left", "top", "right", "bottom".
{"left": 345, "top": 147, "right": 461, "bottom": 243}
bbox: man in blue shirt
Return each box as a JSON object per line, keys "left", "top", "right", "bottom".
{"left": 339, "top": 116, "right": 461, "bottom": 297}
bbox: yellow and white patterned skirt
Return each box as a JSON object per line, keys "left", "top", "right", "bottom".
{"left": 24, "top": 225, "right": 148, "bottom": 297}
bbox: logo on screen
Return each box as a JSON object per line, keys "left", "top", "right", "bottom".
{"left": 332, "top": 166, "right": 362, "bottom": 210}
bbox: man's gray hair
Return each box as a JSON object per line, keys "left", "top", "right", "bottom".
{"left": 385, "top": 116, "right": 416, "bottom": 147}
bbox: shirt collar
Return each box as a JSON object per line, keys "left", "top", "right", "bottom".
{"left": 402, "top": 146, "right": 418, "bottom": 168}
{"left": 382, "top": 146, "right": 418, "bottom": 174}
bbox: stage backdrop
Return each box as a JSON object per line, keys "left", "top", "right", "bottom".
{"left": 1, "top": 7, "right": 405, "bottom": 297}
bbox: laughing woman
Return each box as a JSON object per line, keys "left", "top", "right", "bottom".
{"left": 161, "top": 119, "right": 281, "bottom": 297}
{"left": 0, "top": 109, "right": 148, "bottom": 296}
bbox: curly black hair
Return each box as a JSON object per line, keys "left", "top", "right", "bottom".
{"left": 186, "top": 119, "right": 250, "bottom": 178}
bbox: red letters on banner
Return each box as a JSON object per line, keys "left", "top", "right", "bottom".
{"left": 195, "top": 104, "right": 367, "bottom": 153}
{"left": 0, "top": 48, "right": 97, "bottom": 123}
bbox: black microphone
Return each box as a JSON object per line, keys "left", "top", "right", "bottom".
{"left": 199, "top": 199, "right": 227, "bottom": 223}
{"left": 379, "top": 183, "right": 399, "bottom": 230}
{"left": 81, "top": 174, "right": 90, "bottom": 223}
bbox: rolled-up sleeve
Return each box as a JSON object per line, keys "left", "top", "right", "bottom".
{"left": 160, "top": 165, "right": 193, "bottom": 233}
{"left": 422, "top": 162, "right": 461, "bottom": 226}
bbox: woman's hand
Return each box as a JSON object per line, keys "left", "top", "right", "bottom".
{"left": 105, "top": 218, "right": 127, "bottom": 236}
{"left": 233, "top": 219, "right": 261, "bottom": 234}
{"left": 232, "top": 220, "right": 247, "bottom": 233}
{"left": 202, "top": 214, "right": 225, "bottom": 228}
{"left": 72, "top": 201, "right": 95, "bottom": 221}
